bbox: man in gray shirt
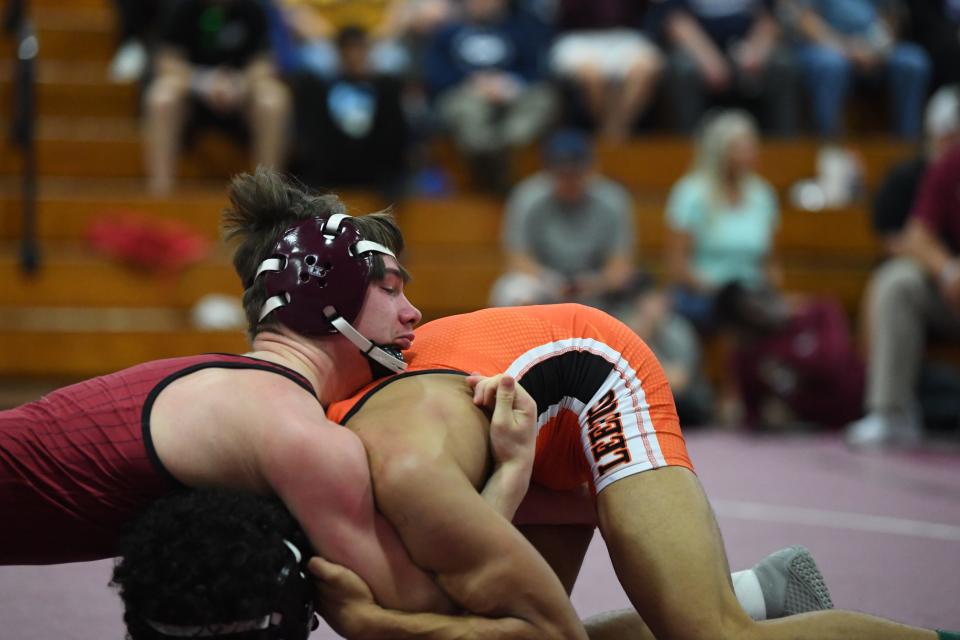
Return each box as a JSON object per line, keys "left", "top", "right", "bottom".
{"left": 491, "top": 129, "right": 635, "bottom": 307}
{"left": 491, "top": 128, "right": 714, "bottom": 425}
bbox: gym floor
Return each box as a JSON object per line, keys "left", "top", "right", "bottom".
{"left": 2, "top": 430, "right": 958, "bottom": 639}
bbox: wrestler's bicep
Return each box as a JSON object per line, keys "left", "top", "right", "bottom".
{"left": 259, "top": 422, "right": 446, "bottom": 612}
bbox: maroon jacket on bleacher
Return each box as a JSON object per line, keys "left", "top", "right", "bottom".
{"left": 732, "top": 299, "right": 865, "bottom": 430}
{"left": 0, "top": 354, "right": 312, "bottom": 565}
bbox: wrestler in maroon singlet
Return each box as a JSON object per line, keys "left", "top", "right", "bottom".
{"left": 0, "top": 354, "right": 311, "bottom": 564}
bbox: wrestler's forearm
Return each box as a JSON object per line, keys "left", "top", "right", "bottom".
{"left": 480, "top": 461, "right": 531, "bottom": 520}
{"left": 371, "top": 452, "right": 587, "bottom": 639}
{"left": 261, "top": 421, "right": 453, "bottom": 613}
{"left": 348, "top": 605, "right": 547, "bottom": 640}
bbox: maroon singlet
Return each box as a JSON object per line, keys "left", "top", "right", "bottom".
{"left": 0, "top": 354, "right": 313, "bottom": 565}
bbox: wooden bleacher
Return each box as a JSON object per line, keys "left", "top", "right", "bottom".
{"left": 0, "top": 3, "right": 919, "bottom": 399}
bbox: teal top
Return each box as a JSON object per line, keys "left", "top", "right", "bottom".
{"left": 666, "top": 173, "right": 779, "bottom": 288}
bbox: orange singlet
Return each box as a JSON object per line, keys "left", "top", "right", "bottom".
{"left": 328, "top": 304, "right": 692, "bottom": 494}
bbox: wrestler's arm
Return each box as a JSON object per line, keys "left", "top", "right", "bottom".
{"left": 311, "top": 555, "right": 563, "bottom": 640}
{"left": 355, "top": 443, "right": 587, "bottom": 640}
{"left": 479, "top": 459, "right": 531, "bottom": 519}
{"left": 311, "top": 379, "right": 584, "bottom": 639}
{"left": 472, "top": 375, "right": 537, "bottom": 519}
{"left": 352, "top": 377, "right": 586, "bottom": 640}
{"left": 253, "top": 394, "right": 452, "bottom": 613}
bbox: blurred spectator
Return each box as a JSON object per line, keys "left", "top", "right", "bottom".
{"left": 620, "top": 275, "right": 715, "bottom": 426}
{"left": 846, "top": 127, "right": 960, "bottom": 447}
{"left": 143, "top": 0, "right": 291, "bottom": 196}
{"left": 548, "top": 0, "right": 662, "bottom": 141}
{"left": 714, "top": 282, "right": 864, "bottom": 431}
{"left": 424, "top": 0, "right": 557, "bottom": 191}
{"left": 374, "top": 0, "right": 457, "bottom": 78}
{"left": 789, "top": 0, "right": 931, "bottom": 138}
{"left": 269, "top": 0, "right": 455, "bottom": 79}
{"left": 267, "top": 0, "right": 338, "bottom": 77}
{"left": 659, "top": 0, "right": 799, "bottom": 135}
{"left": 490, "top": 130, "right": 713, "bottom": 425}
{"left": 665, "top": 109, "right": 781, "bottom": 329}
{"left": 903, "top": 0, "right": 960, "bottom": 90}
{"left": 873, "top": 84, "right": 960, "bottom": 253}
{"left": 289, "top": 26, "right": 411, "bottom": 201}
{"left": 109, "top": 0, "right": 166, "bottom": 82}
{"left": 490, "top": 129, "right": 634, "bottom": 308}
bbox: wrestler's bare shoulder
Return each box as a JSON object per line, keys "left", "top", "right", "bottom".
{"left": 149, "top": 366, "right": 327, "bottom": 490}
{"left": 155, "top": 366, "right": 322, "bottom": 424}
{"left": 349, "top": 373, "right": 492, "bottom": 483}
{"left": 353, "top": 373, "right": 478, "bottom": 431}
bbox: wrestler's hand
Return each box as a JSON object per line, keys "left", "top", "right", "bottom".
{"left": 309, "top": 556, "right": 380, "bottom": 638}
{"left": 468, "top": 374, "right": 538, "bottom": 519}
{"left": 467, "top": 374, "right": 537, "bottom": 469}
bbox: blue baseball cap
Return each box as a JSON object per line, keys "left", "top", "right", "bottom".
{"left": 543, "top": 129, "right": 593, "bottom": 168}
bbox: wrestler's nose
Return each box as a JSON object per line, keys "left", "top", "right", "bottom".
{"left": 400, "top": 293, "right": 422, "bottom": 328}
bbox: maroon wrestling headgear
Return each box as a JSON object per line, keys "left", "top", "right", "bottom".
{"left": 253, "top": 213, "right": 407, "bottom": 374}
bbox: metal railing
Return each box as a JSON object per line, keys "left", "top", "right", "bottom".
{"left": 4, "top": 0, "right": 39, "bottom": 274}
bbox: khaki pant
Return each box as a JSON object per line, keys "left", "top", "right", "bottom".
{"left": 864, "top": 257, "right": 960, "bottom": 412}
{"left": 436, "top": 82, "right": 557, "bottom": 155}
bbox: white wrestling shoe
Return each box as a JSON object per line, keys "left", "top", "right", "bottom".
{"left": 753, "top": 546, "right": 834, "bottom": 618}
{"left": 845, "top": 411, "right": 923, "bottom": 449}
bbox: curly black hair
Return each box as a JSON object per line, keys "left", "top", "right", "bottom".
{"left": 111, "top": 489, "right": 311, "bottom": 640}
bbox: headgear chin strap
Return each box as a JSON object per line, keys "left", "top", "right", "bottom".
{"left": 253, "top": 213, "right": 407, "bottom": 376}
{"left": 324, "top": 307, "right": 407, "bottom": 375}
{"left": 142, "top": 539, "right": 318, "bottom": 640}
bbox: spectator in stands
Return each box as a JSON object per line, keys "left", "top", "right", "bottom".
{"left": 548, "top": 0, "right": 663, "bottom": 141}
{"left": 665, "top": 109, "right": 781, "bottom": 329}
{"left": 289, "top": 26, "right": 411, "bottom": 201}
{"left": 143, "top": 0, "right": 291, "bottom": 196}
{"left": 789, "top": 0, "right": 931, "bottom": 138}
{"left": 846, "top": 107, "right": 960, "bottom": 448}
{"left": 619, "top": 274, "right": 716, "bottom": 426}
{"left": 872, "top": 85, "right": 960, "bottom": 253}
{"left": 903, "top": 0, "right": 960, "bottom": 90}
{"left": 490, "top": 129, "right": 714, "bottom": 425}
{"left": 714, "top": 282, "right": 865, "bottom": 431}
{"left": 659, "top": 0, "right": 799, "bottom": 136}
{"left": 269, "top": 0, "right": 455, "bottom": 79}
{"left": 424, "top": 0, "right": 557, "bottom": 192}
{"left": 374, "top": 0, "right": 457, "bottom": 78}
{"left": 109, "top": 0, "right": 165, "bottom": 82}
{"left": 490, "top": 128, "right": 634, "bottom": 309}
{"left": 266, "top": 0, "right": 338, "bottom": 78}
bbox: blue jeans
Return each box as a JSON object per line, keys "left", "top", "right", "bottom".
{"left": 670, "top": 286, "right": 716, "bottom": 333}
{"left": 796, "top": 42, "right": 931, "bottom": 137}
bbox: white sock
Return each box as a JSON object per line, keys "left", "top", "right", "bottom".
{"left": 731, "top": 569, "right": 767, "bottom": 621}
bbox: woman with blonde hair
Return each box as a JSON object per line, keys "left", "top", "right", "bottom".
{"left": 665, "top": 108, "right": 781, "bottom": 328}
